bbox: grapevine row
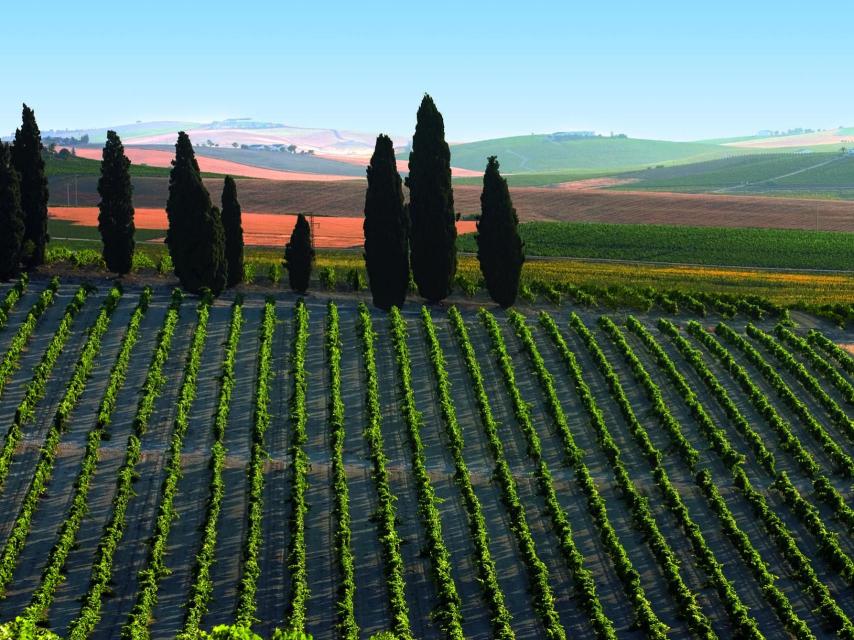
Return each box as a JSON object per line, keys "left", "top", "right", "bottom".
{"left": 684, "top": 321, "right": 854, "bottom": 529}
{"left": 507, "top": 309, "right": 664, "bottom": 639}
{"left": 388, "top": 308, "right": 464, "bottom": 639}
{"left": 455, "top": 308, "right": 570, "bottom": 640}
{"left": 66, "top": 290, "right": 183, "bottom": 640}
{"left": 422, "top": 307, "right": 514, "bottom": 640}
{"left": 121, "top": 295, "right": 212, "bottom": 639}
{"left": 618, "top": 317, "right": 854, "bottom": 635}
{"left": 19, "top": 287, "right": 151, "bottom": 625}
{"left": 807, "top": 329, "right": 854, "bottom": 378}
{"left": 714, "top": 322, "right": 854, "bottom": 476}
{"left": 602, "top": 316, "right": 818, "bottom": 638}
{"left": 747, "top": 324, "right": 854, "bottom": 441}
{"left": 234, "top": 298, "right": 275, "bottom": 628}
{"left": 356, "top": 303, "right": 412, "bottom": 640}
{"left": 285, "top": 300, "right": 310, "bottom": 633}
{"left": 325, "top": 302, "right": 358, "bottom": 640}
{"left": 567, "top": 313, "right": 763, "bottom": 639}
{"left": 0, "top": 285, "right": 122, "bottom": 595}
{"left": 0, "top": 283, "right": 91, "bottom": 490}
{"left": 0, "top": 277, "right": 59, "bottom": 399}
{"left": 660, "top": 319, "right": 854, "bottom": 533}
{"left": 775, "top": 325, "right": 854, "bottom": 406}
{"left": 179, "top": 296, "right": 243, "bottom": 639}
{"left": 0, "top": 274, "right": 27, "bottom": 329}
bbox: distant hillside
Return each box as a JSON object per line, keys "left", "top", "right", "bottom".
{"left": 611, "top": 152, "right": 854, "bottom": 198}
{"left": 444, "top": 134, "right": 755, "bottom": 173}
{"left": 724, "top": 127, "right": 854, "bottom": 150}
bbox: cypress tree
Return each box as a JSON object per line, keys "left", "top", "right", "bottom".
{"left": 476, "top": 156, "right": 524, "bottom": 307}
{"left": 166, "top": 132, "right": 228, "bottom": 294}
{"left": 0, "top": 143, "right": 25, "bottom": 280}
{"left": 97, "top": 131, "right": 135, "bottom": 274}
{"left": 221, "top": 176, "right": 244, "bottom": 287}
{"left": 406, "top": 94, "right": 457, "bottom": 302}
{"left": 11, "top": 104, "right": 49, "bottom": 268}
{"left": 284, "top": 214, "right": 314, "bottom": 293}
{"left": 364, "top": 134, "right": 409, "bottom": 310}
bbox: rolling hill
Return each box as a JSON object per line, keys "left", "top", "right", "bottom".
{"left": 443, "top": 134, "right": 757, "bottom": 173}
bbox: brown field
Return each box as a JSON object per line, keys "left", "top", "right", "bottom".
{"left": 70, "top": 147, "right": 360, "bottom": 182}
{"left": 48, "top": 175, "right": 854, "bottom": 231}
{"left": 48, "top": 206, "right": 477, "bottom": 248}
{"left": 315, "top": 153, "right": 483, "bottom": 177}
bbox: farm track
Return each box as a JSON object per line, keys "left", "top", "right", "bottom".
{"left": 2, "top": 278, "right": 854, "bottom": 638}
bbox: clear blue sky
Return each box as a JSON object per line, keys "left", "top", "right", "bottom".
{"left": 2, "top": 0, "right": 851, "bottom": 141}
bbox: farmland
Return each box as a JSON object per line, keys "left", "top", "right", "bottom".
{"left": 457, "top": 222, "right": 854, "bottom": 271}
{"left": 0, "top": 275, "right": 852, "bottom": 639}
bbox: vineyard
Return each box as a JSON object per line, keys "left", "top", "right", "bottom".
{"left": 0, "top": 275, "right": 852, "bottom": 639}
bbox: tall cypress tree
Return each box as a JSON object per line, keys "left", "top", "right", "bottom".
{"left": 97, "top": 131, "right": 135, "bottom": 275}
{"left": 476, "top": 156, "right": 524, "bottom": 308}
{"left": 406, "top": 94, "right": 457, "bottom": 302}
{"left": 221, "top": 176, "right": 244, "bottom": 287}
{"left": 165, "top": 132, "right": 228, "bottom": 294}
{"left": 284, "top": 213, "right": 314, "bottom": 293}
{"left": 364, "top": 134, "right": 409, "bottom": 310}
{"left": 11, "top": 104, "right": 49, "bottom": 268}
{"left": 0, "top": 143, "right": 25, "bottom": 280}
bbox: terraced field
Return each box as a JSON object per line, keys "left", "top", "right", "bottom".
{"left": 0, "top": 275, "right": 852, "bottom": 639}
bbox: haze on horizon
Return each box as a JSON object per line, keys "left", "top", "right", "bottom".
{"left": 2, "top": 0, "right": 850, "bottom": 143}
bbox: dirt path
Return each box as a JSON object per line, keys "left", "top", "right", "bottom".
{"left": 202, "top": 302, "right": 263, "bottom": 628}
{"left": 89, "top": 304, "right": 197, "bottom": 640}
{"left": 252, "top": 303, "right": 292, "bottom": 637}
{"left": 302, "top": 299, "right": 337, "bottom": 639}
{"left": 148, "top": 300, "right": 232, "bottom": 639}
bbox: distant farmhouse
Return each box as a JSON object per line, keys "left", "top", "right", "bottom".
{"left": 548, "top": 131, "right": 596, "bottom": 141}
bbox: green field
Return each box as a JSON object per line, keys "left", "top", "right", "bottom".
{"left": 444, "top": 135, "right": 756, "bottom": 173}
{"left": 459, "top": 221, "right": 854, "bottom": 271}
{"left": 612, "top": 153, "right": 854, "bottom": 195}
{"left": 48, "top": 219, "right": 164, "bottom": 243}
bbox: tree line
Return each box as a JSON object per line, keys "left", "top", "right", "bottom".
{"left": 0, "top": 96, "right": 525, "bottom": 308}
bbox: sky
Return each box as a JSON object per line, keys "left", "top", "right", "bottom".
{"left": 2, "top": 0, "right": 851, "bottom": 142}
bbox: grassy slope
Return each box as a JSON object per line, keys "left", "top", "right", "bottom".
{"left": 444, "top": 134, "right": 755, "bottom": 173}
{"left": 458, "top": 221, "right": 853, "bottom": 271}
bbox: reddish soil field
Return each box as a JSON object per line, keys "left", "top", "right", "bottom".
{"left": 49, "top": 206, "right": 477, "bottom": 248}
{"left": 70, "top": 147, "right": 360, "bottom": 182}
{"left": 48, "top": 176, "right": 854, "bottom": 231}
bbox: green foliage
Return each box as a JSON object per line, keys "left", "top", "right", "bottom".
{"left": 356, "top": 304, "right": 412, "bottom": 639}
{"left": 325, "top": 303, "right": 358, "bottom": 639}
{"left": 284, "top": 214, "right": 314, "bottom": 293}
{"left": 267, "top": 262, "right": 281, "bottom": 284}
{"left": 12, "top": 104, "right": 49, "bottom": 268}
{"left": 166, "top": 132, "right": 228, "bottom": 294}
{"left": 346, "top": 268, "right": 366, "bottom": 291}
{"left": 459, "top": 221, "right": 854, "bottom": 271}
{"left": 364, "top": 134, "right": 409, "bottom": 309}
{"left": 476, "top": 157, "right": 524, "bottom": 307}
{"left": 319, "top": 266, "right": 336, "bottom": 290}
{"left": 222, "top": 176, "right": 245, "bottom": 287}
{"left": 0, "top": 143, "right": 25, "bottom": 279}
{"left": 407, "top": 95, "right": 457, "bottom": 302}
{"left": 234, "top": 299, "right": 275, "bottom": 626}
{"left": 97, "top": 131, "right": 135, "bottom": 274}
